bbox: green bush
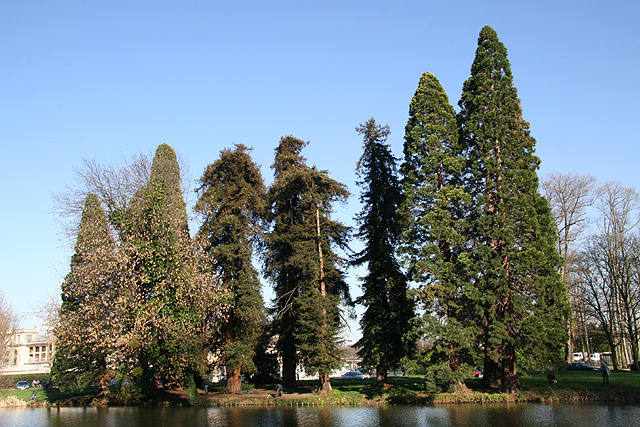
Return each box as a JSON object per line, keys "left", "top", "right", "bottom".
{"left": 423, "top": 364, "right": 468, "bottom": 393}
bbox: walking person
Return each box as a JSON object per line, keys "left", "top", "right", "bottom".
{"left": 601, "top": 362, "right": 611, "bottom": 384}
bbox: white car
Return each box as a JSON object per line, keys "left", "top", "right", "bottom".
{"left": 341, "top": 370, "right": 366, "bottom": 379}
{"left": 15, "top": 381, "right": 30, "bottom": 389}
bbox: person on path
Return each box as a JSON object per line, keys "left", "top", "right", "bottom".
{"left": 601, "top": 362, "right": 611, "bottom": 384}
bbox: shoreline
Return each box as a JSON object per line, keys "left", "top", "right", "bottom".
{"left": 4, "top": 388, "right": 638, "bottom": 409}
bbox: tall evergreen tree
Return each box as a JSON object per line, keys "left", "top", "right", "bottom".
{"left": 195, "top": 144, "right": 267, "bottom": 394}
{"left": 352, "top": 118, "right": 414, "bottom": 384}
{"left": 53, "top": 193, "right": 119, "bottom": 390}
{"left": 119, "top": 143, "right": 217, "bottom": 389}
{"left": 399, "top": 73, "right": 474, "bottom": 392}
{"left": 458, "top": 26, "right": 568, "bottom": 392}
{"left": 264, "top": 136, "right": 351, "bottom": 393}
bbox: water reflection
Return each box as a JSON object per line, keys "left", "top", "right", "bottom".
{"left": 1, "top": 403, "right": 639, "bottom": 427}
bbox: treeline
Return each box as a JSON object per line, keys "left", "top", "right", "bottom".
{"left": 543, "top": 174, "right": 640, "bottom": 371}
{"left": 53, "top": 25, "right": 569, "bottom": 397}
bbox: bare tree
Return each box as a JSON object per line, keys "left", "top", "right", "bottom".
{"left": 52, "top": 151, "right": 195, "bottom": 243}
{"left": 30, "top": 293, "right": 61, "bottom": 340}
{"left": 0, "top": 291, "right": 19, "bottom": 367}
{"left": 595, "top": 182, "right": 640, "bottom": 370}
{"left": 541, "top": 172, "right": 596, "bottom": 360}
{"left": 575, "top": 241, "right": 622, "bottom": 369}
{"left": 575, "top": 182, "right": 640, "bottom": 370}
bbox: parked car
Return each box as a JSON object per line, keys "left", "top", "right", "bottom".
{"left": 341, "top": 370, "right": 366, "bottom": 379}
{"left": 566, "top": 362, "right": 600, "bottom": 371}
{"left": 15, "top": 381, "right": 30, "bottom": 389}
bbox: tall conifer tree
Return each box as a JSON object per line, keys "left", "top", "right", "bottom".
{"left": 195, "top": 144, "right": 267, "bottom": 394}
{"left": 265, "top": 136, "right": 351, "bottom": 393}
{"left": 353, "top": 118, "right": 414, "bottom": 384}
{"left": 53, "top": 194, "right": 118, "bottom": 389}
{"left": 458, "top": 26, "right": 568, "bottom": 392}
{"left": 399, "top": 73, "right": 474, "bottom": 392}
{"left": 121, "top": 143, "right": 214, "bottom": 389}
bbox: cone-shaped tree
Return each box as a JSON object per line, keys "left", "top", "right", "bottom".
{"left": 399, "top": 73, "right": 475, "bottom": 392}
{"left": 120, "top": 143, "right": 216, "bottom": 389}
{"left": 53, "top": 194, "right": 119, "bottom": 390}
{"left": 265, "top": 136, "right": 351, "bottom": 393}
{"left": 352, "top": 118, "right": 414, "bottom": 384}
{"left": 458, "top": 26, "right": 568, "bottom": 392}
{"left": 195, "top": 144, "right": 267, "bottom": 394}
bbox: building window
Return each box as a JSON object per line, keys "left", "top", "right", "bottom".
{"left": 28, "top": 345, "right": 48, "bottom": 363}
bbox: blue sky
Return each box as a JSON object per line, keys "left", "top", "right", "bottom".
{"left": 1, "top": 1, "right": 639, "bottom": 335}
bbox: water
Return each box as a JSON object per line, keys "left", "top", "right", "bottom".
{"left": 1, "top": 403, "right": 640, "bottom": 427}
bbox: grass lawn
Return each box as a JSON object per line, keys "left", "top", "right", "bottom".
{"left": 0, "top": 373, "right": 96, "bottom": 405}
{"left": 266, "top": 370, "right": 640, "bottom": 404}
{"left": 2, "top": 370, "right": 638, "bottom": 406}
{"left": 519, "top": 369, "right": 640, "bottom": 393}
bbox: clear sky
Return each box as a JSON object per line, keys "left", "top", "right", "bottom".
{"left": 1, "top": 1, "right": 639, "bottom": 336}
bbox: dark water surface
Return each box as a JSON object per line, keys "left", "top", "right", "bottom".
{"left": 1, "top": 403, "right": 640, "bottom": 427}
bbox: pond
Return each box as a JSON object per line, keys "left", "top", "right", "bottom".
{"left": 1, "top": 403, "right": 639, "bottom": 427}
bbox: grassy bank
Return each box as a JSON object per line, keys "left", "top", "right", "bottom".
{"left": 2, "top": 370, "right": 639, "bottom": 407}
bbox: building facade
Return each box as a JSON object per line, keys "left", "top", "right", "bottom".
{"left": 1, "top": 328, "right": 54, "bottom": 375}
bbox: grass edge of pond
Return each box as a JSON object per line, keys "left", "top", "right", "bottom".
{"left": 2, "top": 370, "right": 639, "bottom": 407}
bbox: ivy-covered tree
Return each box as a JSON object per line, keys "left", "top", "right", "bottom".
{"left": 458, "top": 26, "right": 568, "bottom": 392}
{"left": 195, "top": 144, "right": 267, "bottom": 394}
{"left": 399, "top": 73, "right": 475, "bottom": 392}
{"left": 52, "top": 193, "right": 119, "bottom": 390}
{"left": 53, "top": 145, "right": 227, "bottom": 400}
{"left": 352, "top": 118, "right": 414, "bottom": 384}
{"left": 264, "top": 136, "right": 351, "bottom": 393}
{"left": 117, "top": 144, "right": 226, "bottom": 391}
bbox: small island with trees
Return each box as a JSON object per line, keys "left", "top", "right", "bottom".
{"left": 2, "top": 25, "right": 639, "bottom": 407}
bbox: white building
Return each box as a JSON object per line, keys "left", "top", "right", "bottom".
{"left": 1, "top": 328, "right": 54, "bottom": 375}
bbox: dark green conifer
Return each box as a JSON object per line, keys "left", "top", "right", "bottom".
{"left": 195, "top": 144, "right": 267, "bottom": 394}
{"left": 458, "top": 26, "right": 568, "bottom": 392}
{"left": 264, "top": 136, "right": 351, "bottom": 393}
{"left": 352, "top": 118, "right": 414, "bottom": 384}
{"left": 399, "top": 73, "right": 475, "bottom": 392}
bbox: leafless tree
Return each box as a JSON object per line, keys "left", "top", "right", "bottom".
{"left": 52, "top": 151, "right": 195, "bottom": 244}
{"left": 575, "top": 182, "right": 640, "bottom": 370}
{"left": 541, "top": 172, "right": 596, "bottom": 360}
{"left": 0, "top": 291, "right": 19, "bottom": 367}
{"left": 595, "top": 182, "right": 640, "bottom": 369}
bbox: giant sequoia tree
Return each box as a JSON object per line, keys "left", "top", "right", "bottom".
{"left": 458, "top": 26, "right": 568, "bottom": 392}
{"left": 353, "top": 118, "right": 414, "bottom": 384}
{"left": 264, "top": 136, "right": 351, "bottom": 393}
{"left": 195, "top": 144, "right": 267, "bottom": 394}
{"left": 399, "top": 73, "right": 474, "bottom": 392}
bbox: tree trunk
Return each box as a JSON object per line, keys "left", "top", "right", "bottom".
{"left": 318, "top": 372, "right": 332, "bottom": 394}
{"left": 281, "top": 345, "right": 297, "bottom": 389}
{"left": 448, "top": 353, "right": 469, "bottom": 393}
{"left": 226, "top": 368, "right": 242, "bottom": 394}
{"left": 480, "top": 352, "right": 501, "bottom": 388}
{"left": 500, "top": 344, "right": 522, "bottom": 393}
{"left": 376, "top": 363, "right": 388, "bottom": 385}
